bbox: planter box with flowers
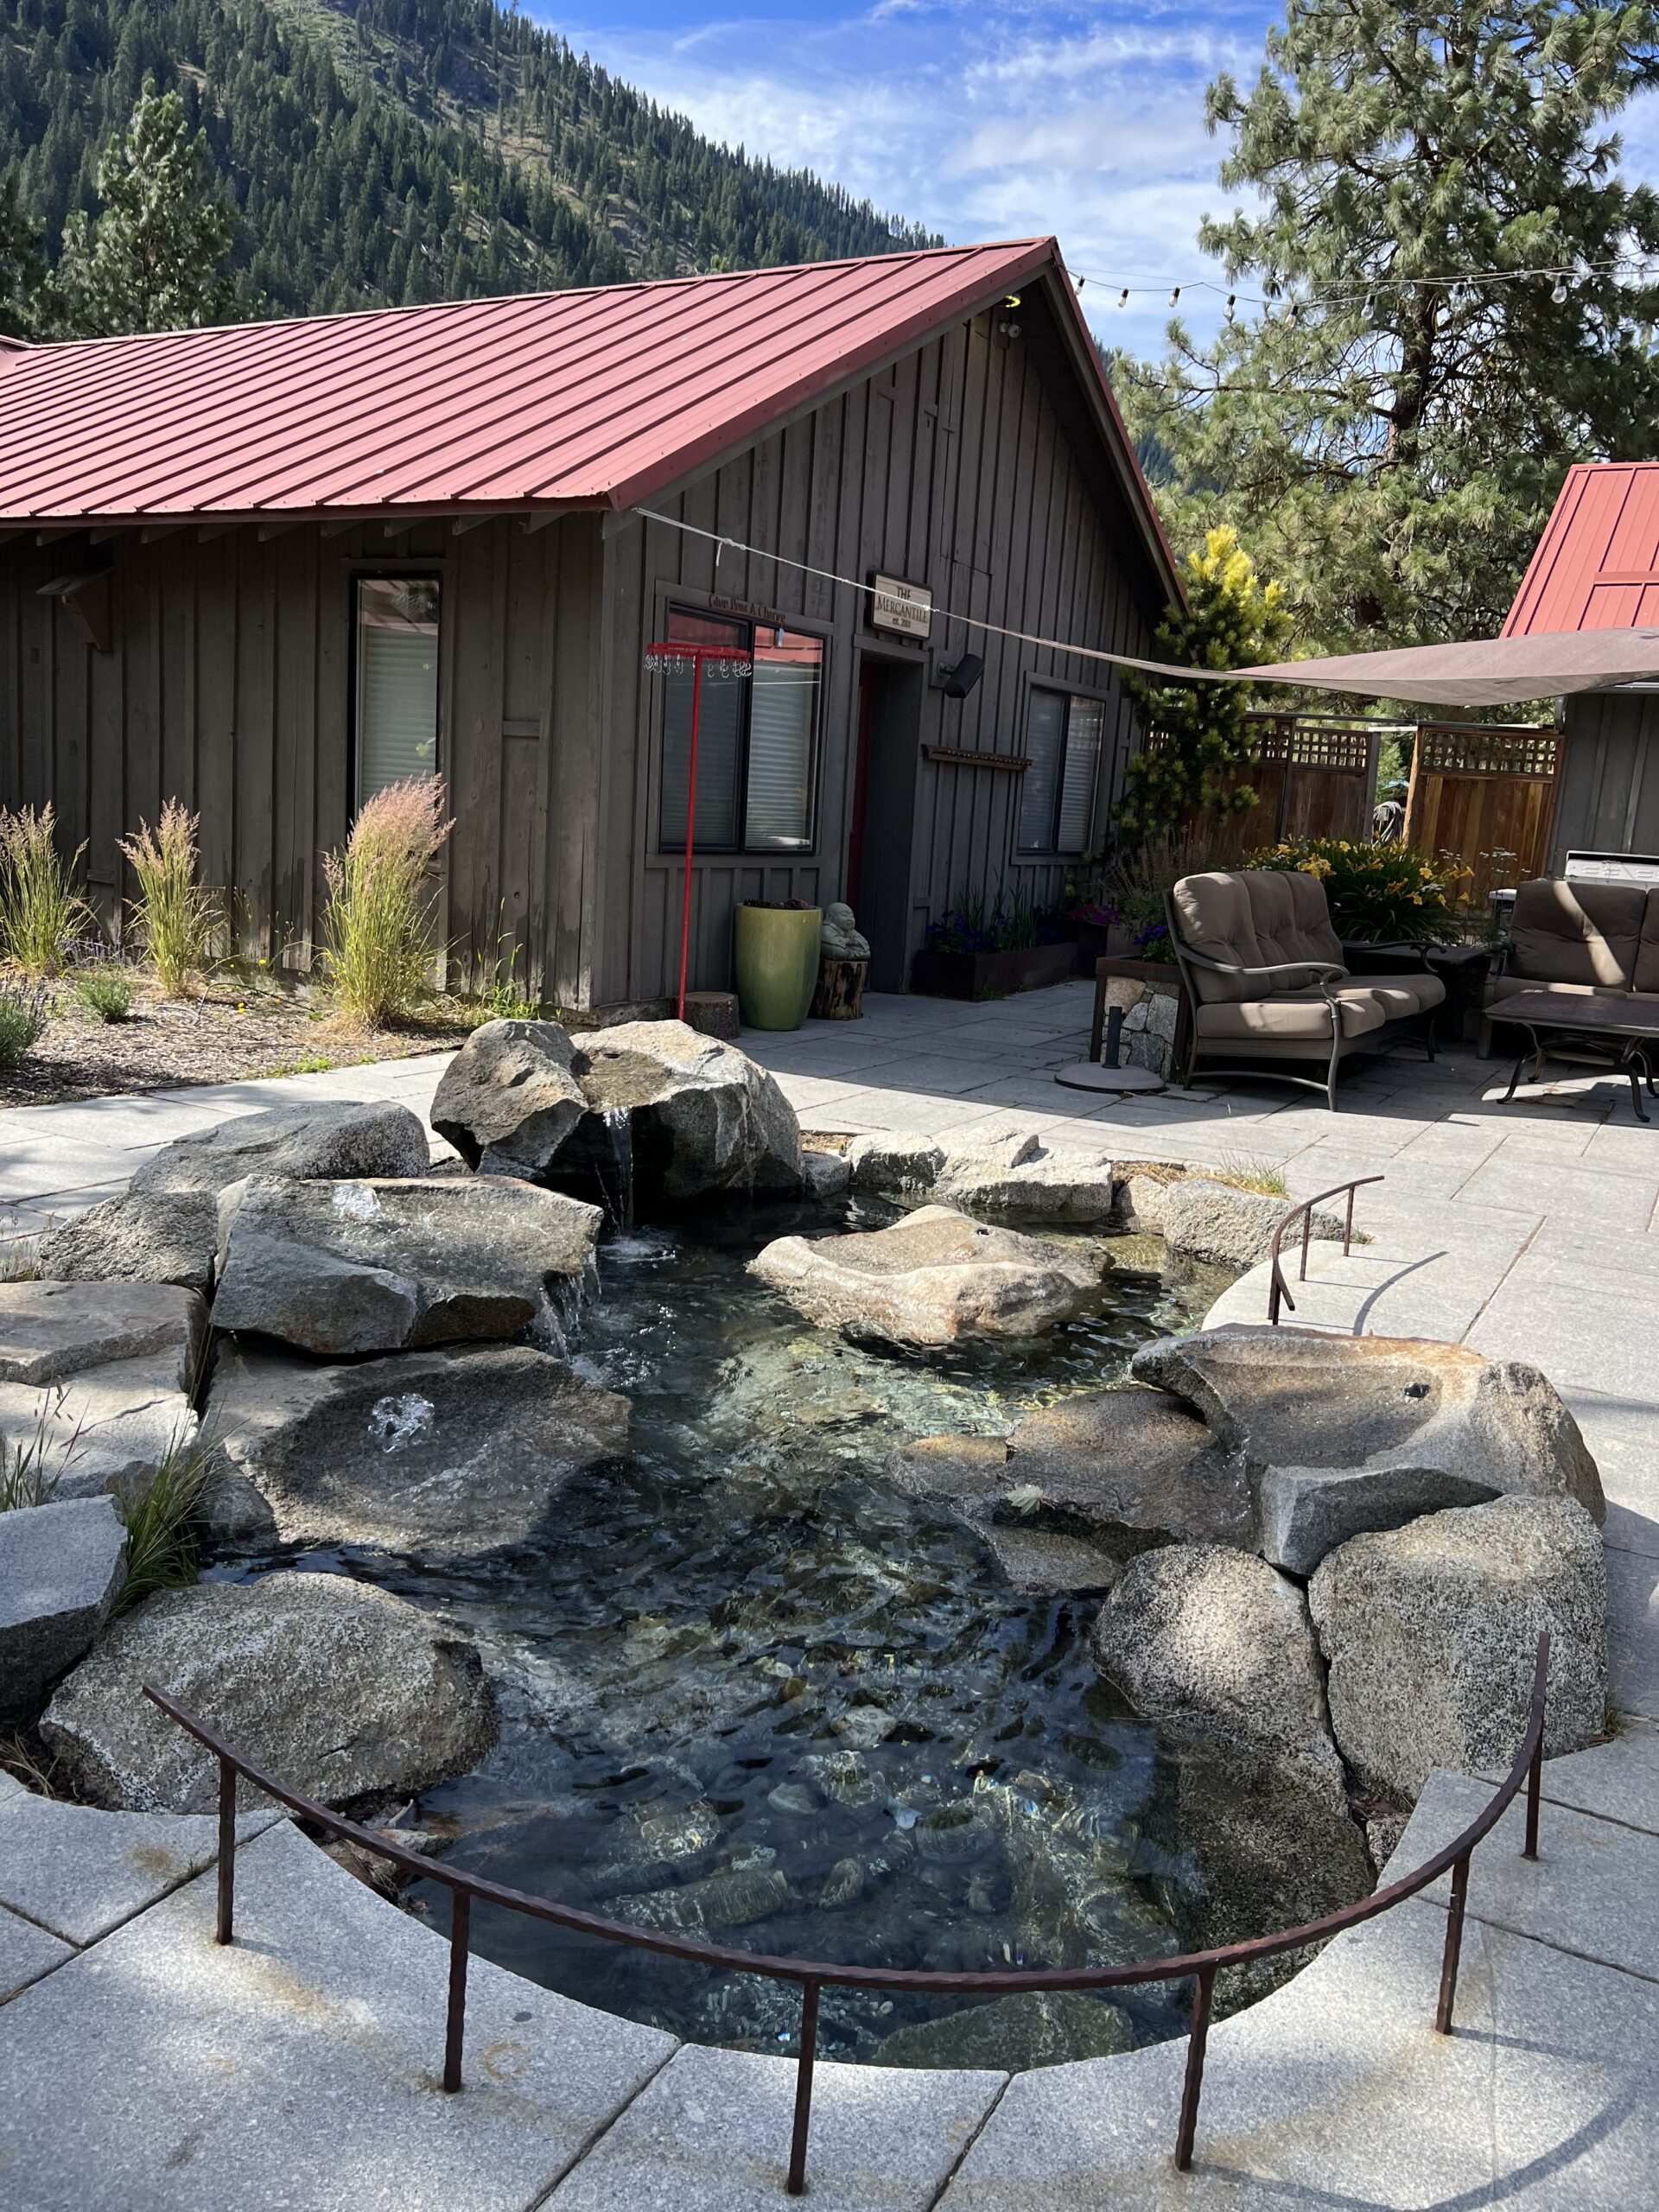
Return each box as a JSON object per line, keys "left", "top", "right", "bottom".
{"left": 910, "top": 894, "right": 1077, "bottom": 1001}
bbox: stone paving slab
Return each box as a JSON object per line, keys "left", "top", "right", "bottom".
{"left": 0, "top": 1902, "right": 73, "bottom": 2002}
{"left": 548, "top": 2040, "right": 1005, "bottom": 2212}
{"left": 1386, "top": 1769, "right": 1659, "bottom": 1982}
{"left": 0, "top": 1818, "right": 675, "bottom": 2212}
{"left": 0, "top": 1788, "right": 280, "bottom": 1946}
{"left": 1498, "top": 1719, "right": 1659, "bottom": 1834}
{"left": 939, "top": 1900, "right": 1659, "bottom": 2210}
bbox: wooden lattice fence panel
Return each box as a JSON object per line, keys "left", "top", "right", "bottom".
{"left": 1229, "top": 717, "right": 1380, "bottom": 844}
{"left": 1403, "top": 724, "right": 1562, "bottom": 911}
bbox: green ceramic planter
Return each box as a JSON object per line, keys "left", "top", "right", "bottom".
{"left": 734, "top": 905, "right": 823, "bottom": 1030}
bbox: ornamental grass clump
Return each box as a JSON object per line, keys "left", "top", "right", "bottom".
{"left": 0, "top": 804, "right": 95, "bottom": 978}
{"left": 118, "top": 800, "right": 224, "bottom": 997}
{"left": 319, "top": 777, "right": 453, "bottom": 1027}
{"left": 1249, "top": 836, "right": 1465, "bottom": 942}
{"left": 0, "top": 977, "right": 51, "bottom": 1070}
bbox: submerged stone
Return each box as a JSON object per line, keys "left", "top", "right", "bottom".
{"left": 874, "top": 1990, "right": 1135, "bottom": 2070}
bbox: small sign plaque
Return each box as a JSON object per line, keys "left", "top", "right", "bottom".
{"left": 869, "top": 573, "right": 932, "bottom": 639}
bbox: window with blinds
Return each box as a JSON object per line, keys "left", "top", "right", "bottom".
{"left": 657, "top": 609, "right": 823, "bottom": 853}
{"left": 354, "top": 577, "right": 441, "bottom": 808}
{"left": 1018, "top": 687, "right": 1104, "bottom": 854}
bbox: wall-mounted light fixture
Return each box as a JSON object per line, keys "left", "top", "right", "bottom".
{"left": 935, "top": 652, "right": 984, "bottom": 699}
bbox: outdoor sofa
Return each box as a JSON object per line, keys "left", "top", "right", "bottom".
{"left": 1164, "top": 868, "right": 1446, "bottom": 1109}
{"left": 1481, "top": 877, "right": 1659, "bottom": 1052}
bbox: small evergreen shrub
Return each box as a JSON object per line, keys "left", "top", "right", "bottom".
{"left": 319, "top": 778, "right": 453, "bottom": 1027}
{"left": 118, "top": 800, "right": 223, "bottom": 997}
{"left": 74, "top": 968, "right": 136, "bottom": 1023}
{"left": 0, "top": 978, "right": 51, "bottom": 1070}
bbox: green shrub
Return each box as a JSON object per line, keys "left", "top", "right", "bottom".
{"left": 0, "top": 804, "right": 95, "bottom": 978}
{"left": 319, "top": 778, "right": 453, "bottom": 1027}
{"left": 74, "top": 967, "right": 136, "bottom": 1023}
{"left": 1249, "top": 836, "right": 1465, "bottom": 942}
{"left": 0, "top": 978, "right": 51, "bottom": 1070}
{"left": 118, "top": 800, "right": 223, "bottom": 997}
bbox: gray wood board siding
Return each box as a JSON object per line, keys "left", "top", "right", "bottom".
{"left": 1554, "top": 695, "right": 1659, "bottom": 865}
{"left": 600, "top": 295, "right": 1160, "bottom": 1005}
{"left": 0, "top": 516, "right": 598, "bottom": 999}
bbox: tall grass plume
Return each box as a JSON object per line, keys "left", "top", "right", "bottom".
{"left": 118, "top": 800, "right": 224, "bottom": 997}
{"left": 0, "top": 804, "right": 95, "bottom": 977}
{"left": 319, "top": 777, "right": 452, "bottom": 1027}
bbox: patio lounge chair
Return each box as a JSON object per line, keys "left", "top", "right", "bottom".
{"left": 1164, "top": 868, "right": 1446, "bottom": 1110}
{"left": 1480, "top": 876, "right": 1659, "bottom": 1052}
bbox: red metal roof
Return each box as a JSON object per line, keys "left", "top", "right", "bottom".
{"left": 1505, "top": 462, "right": 1659, "bottom": 634}
{"left": 0, "top": 240, "right": 1163, "bottom": 569}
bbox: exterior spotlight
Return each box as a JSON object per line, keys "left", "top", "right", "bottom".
{"left": 938, "top": 653, "right": 984, "bottom": 699}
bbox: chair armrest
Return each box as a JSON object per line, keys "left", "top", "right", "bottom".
{"left": 1175, "top": 944, "right": 1346, "bottom": 987}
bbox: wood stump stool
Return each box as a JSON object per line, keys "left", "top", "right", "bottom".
{"left": 810, "top": 959, "right": 868, "bottom": 1020}
{"left": 683, "top": 990, "right": 740, "bottom": 1039}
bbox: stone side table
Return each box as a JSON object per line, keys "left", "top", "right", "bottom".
{"left": 1086, "top": 957, "right": 1192, "bottom": 1082}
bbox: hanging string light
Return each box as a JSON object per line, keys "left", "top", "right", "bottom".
{"left": 1064, "top": 248, "right": 1651, "bottom": 317}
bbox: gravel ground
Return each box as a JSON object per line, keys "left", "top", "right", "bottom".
{"left": 0, "top": 980, "right": 474, "bottom": 1108}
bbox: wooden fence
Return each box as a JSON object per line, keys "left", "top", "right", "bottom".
{"left": 1231, "top": 715, "right": 1383, "bottom": 843}
{"left": 1402, "top": 724, "right": 1562, "bottom": 911}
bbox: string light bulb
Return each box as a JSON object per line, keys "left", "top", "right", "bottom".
{"left": 1169, "top": 285, "right": 1181, "bottom": 307}
{"left": 1225, "top": 293, "right": 1236, "bottom": 319}
{"left": 1116, "top": 287, "right": 1129, "bottom": 309}
{"left": 1552, "top": 275, "right": 1569, "bottom": 303}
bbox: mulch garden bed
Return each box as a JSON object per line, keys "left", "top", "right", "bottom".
{"left": 0, "top": 980, "right": 477, "bottom": 1109}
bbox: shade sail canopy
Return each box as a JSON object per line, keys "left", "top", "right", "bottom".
{"left": 1234, "top": 626, "right": 1659, "bottom": 708}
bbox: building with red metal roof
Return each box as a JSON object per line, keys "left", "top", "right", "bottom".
{"left": 0, "top": 238, "right": 1178, "bottom": 1008}
{"left": 1506, "top": 463, "right": 1659, "bottom": 867}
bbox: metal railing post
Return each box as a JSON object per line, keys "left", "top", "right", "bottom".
{"left": 215, "top": 1753, "right": 237, "bottom": 1946}
{"left": 786, "top": 1980, "right": 821, "bottom": 2197}
{"left": 1434, "top": 1850, "right": 1471, "bottom": 2035}
{"left": 443, "top": 1889, "right": 471, "bottom": 2093}
{"left": 1173, "top": 1964, "right": 1215, "bottom": 2171}
{"left": 1524, "top": 1630, "right": 1550, "bottom": 1861}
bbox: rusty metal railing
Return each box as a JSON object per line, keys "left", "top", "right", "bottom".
{"left": 143, "top": 1629, "right": 1548, "bottom": 2193}
{"left": 1266, "top": 1173, "right": 1384, "bottom": 1324}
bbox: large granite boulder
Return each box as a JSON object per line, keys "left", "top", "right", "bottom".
{"left": 131, "top": 1099, "right": 431, "bottom": 1197}
{"left": 41, "top": 1572, "right": 498, "bottom": 1812}
{"left": 893, "top": 1386, "right": 1253, "bottom": 1591}
{"left": 429, "top": 1019, "right": 587, "bottom": 1178}
{"left": 1134, "top": 1325, "right": 1605, "bottom": 1574}
{"left": 1160, "top": 1179, "right": 1344, "bottom": 1269}
{"left": 0, "top": 1281, "right": 207, "bottom": 1498}
{"left": 0, "top": 1496, "right": 126, "bottom": 1722}
{"left": 1308, "top": 1494, "right": 1607, "bottom": 1801}
{"left": 35, "top": 1189, "right": 220, "bottom": 1299}
{"left": 1090, "top": 1543, "right": 1347, "bottom": 1807}
{"left": 845, "top": 1128, "right": 1120, "bottom": 1224}
{"left": 432, "top": 1017, "right": 803, "bottom": 1209}
{"left": 201, "top": 1341, "right": 630, "bottom": 1555}
{"left": 213, "top": 1175, "right": 601, "bottom": 1355}
{"left": 874, "top": 1991, "right": 1135, "bottom": 2071}
{"left": 750, "top": 1205, "right": 1099, "bottom": 1346}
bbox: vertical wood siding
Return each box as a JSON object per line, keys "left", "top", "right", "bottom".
{"left": 1554, "top": 695, "right": 1659, "bottom": 865}
{"left": 599, "top": 296, "right": 1163, "bottom": 1005}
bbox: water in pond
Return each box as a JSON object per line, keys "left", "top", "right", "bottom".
{"left": 234, "top": 1194, "right": 1239, "bottom": 2069}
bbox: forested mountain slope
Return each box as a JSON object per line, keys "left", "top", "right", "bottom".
{"left": 0, "top": 0, "right": 934, "bottom": 316}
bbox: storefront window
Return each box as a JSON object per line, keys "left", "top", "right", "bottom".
{"left": 1018, "top": 687, "right": 1104, "bottom": 854}
{"left": 658, "top": 607, "right": 823, "bottom": 853}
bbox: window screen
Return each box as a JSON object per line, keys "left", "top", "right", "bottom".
{"left": 355, "top": 577, "right": 440, "bottom": 807}
{"left": 658, "top": 610, "right": 823, "bottom": 853}
{"left": 1019, "top": 688, "right": 1104, "bottom": 854}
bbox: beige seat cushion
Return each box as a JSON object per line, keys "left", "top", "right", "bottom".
{"left": 1485, "top": 979, "right": 1634, "bottom": 1010}
{"left": 1195, "top": 990, "right": 1388, "bottom": 1043}
{"left": 1173, "top": 870, "right": 1344, "bottom": 1003}
{"left": 1508, "top": 879, "right": 1643, "bottom": 988}
{"left": 1352, "top": 971, "right": 1446, "bottom": 1019}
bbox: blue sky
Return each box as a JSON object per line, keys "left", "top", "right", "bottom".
{"left": 538, "top": 0, "right": 1659, "bottom": 358}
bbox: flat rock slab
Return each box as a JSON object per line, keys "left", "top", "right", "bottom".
{"left": 0, "top": 1818, "right": 675, "bottom": 2212}
{"left": 0, "top": 1355, "right": 200, "bottom": 1501}
{"left": 1309, "top": 1494, "right": 1607, "bottom": 1800}
{"left": 0, "top": 1901, "right": 73, "bottom": 2001}
{"left": 131, "top": 1098, "right": 431, "bottom": 1196}
{"left": 202, "top": 1341, "right": 630, "bottom": 1555}
{"left": 939, "top": 1895, "right": 1659, "bottom": 2209}
{"left": 0, "top": 1495, "right": 126, "bottom": 1721}
{"left": 35, "top": 1188, "right": 220, "bottom": 1298}
{"left": 0, "top": 1280, "right": 207, "bottom": 1389}
{"left": 846, "top": 1128, "right": 1121, "bottom": 1223}
{"left": 41, "top": 1571, "right": 499, "bottom": 1813}
{"left": 213, "top": 1175, "right": 601, "bottom": 1355}
{"left": 547, "top": 2039, "right": 1004, "bottom": 2212}
{"left": 752, "top": 1205, "right": 1099, "bottom": 1345}
{"left": 1135, "top": 1325, "right": 1605, "bottom": 1574}
{"left": 0, "top": 1784, "right": 276, "bottom": 1945}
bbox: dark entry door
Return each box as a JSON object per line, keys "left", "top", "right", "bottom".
{"left": 848, "top": 658, "right": 921, "bottom": 992}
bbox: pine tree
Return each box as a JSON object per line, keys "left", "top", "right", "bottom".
{"left": 53, "top": 79, "right": 236, "bottom": 334}
{"left": 1117, "top": 2, "right": 1659, "bottom": 649}
{"left": 0, "top": 167, "right": 46, "bottom": 337}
